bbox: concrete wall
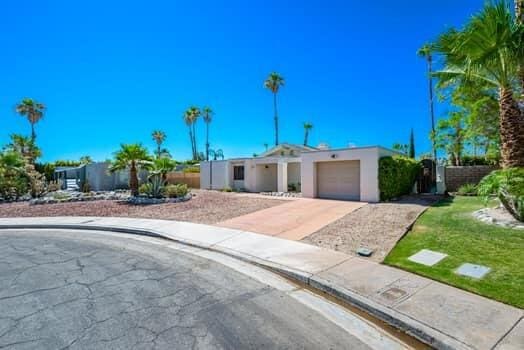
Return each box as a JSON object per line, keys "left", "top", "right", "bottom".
{"left": 444, "top": 165, "right": 498, "bottom": 192}
{"left": 200, "top": 161, "right": 229, "bottom": 190}
{"left": 301, "top": 147, "right": 383, "bottom": 202}
{"left": 85, "top": 162, "right": 148, "bottom": 191}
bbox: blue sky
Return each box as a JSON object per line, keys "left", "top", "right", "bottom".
{"left": 1, "top": 1, "right": 483, "bottom": 162}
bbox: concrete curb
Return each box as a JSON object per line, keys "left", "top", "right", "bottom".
{"left": 0, "top": 221, "right": 471, "bottom": 350}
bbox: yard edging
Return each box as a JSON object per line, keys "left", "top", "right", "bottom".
{"left": 1, "top": 217, "right": 521, "bottom": 350}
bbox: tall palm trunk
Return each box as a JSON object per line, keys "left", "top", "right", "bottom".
{"left": 516, "top": 0, "right": 524, "bottom": 109}
{"left": 205, "top": 123, "right": 210, "bottom": 161}
{"left": 30, "top": 123, "right": 36, "bottom": 143}
{"left": 129, "top": 161, "right": 139, "bottom": 196}
{"left": 188, "top": 127, "right": 195, "bottom": 160}
{"left": 157, "top": 144, "right": 161, "bottom": 158}
{"left": 426, "top": 54, "right": 437, "bottom": 163}
{"left": 273, "top": 92, "right": 279, "bottom": 146}
{"left": 499, "top": 87, "right": 524, "bottom": 167}
{"left": 303, "top": 130, "right": 309, "bottom": 146}
{"left": 192, "top": 122, "right": 198, "bottom": 160}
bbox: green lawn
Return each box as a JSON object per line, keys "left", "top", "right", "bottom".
{"left": 384, "top": 196, "right": 524, "bottom": 308}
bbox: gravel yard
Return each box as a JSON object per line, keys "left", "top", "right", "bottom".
{"left": 302, "top": 195, "right": 442, "bottom": 262}
{"left": 0, "top": 190, "right": 286, "bottom": 225}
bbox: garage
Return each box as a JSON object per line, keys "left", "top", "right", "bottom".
{"left": 316, "top": 160, "right": 360, "bottom": 200}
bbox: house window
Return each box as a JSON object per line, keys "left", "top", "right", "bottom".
{"left": 233, "top": 166, "right": 245, "bottom": 180}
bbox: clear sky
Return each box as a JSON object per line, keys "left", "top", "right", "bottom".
{"left": 1, "top": 0, "right": 483, "bottom": 162}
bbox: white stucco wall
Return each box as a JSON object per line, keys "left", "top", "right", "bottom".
{"left": 287, "top": 162, "right": 301, "bottom": 187}
{"left": 200, "top": 161, "right": 229, "bottom": 190}
{"left": 301, "top": 147, "right": 383, "bottom": 202}
{"left": 255, "top": 164, "right": 278, "bottom": 192}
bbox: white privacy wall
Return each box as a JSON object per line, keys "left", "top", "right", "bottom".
{"left": 200, "top": 161, "right": 229, "bottom": 190}
{"left": 300, "top": 147, "right": 382, "bottom": 202}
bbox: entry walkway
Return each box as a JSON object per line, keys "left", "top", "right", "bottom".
{"left": 216, "top": 198, "right": 366, "bottom": 240}
{"left": 0, "top": 217, "right": 522, "bottom": 350}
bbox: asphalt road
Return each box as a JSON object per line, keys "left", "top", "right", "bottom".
{"left": 0, "top": 229, "right": 394, "bottom": 349}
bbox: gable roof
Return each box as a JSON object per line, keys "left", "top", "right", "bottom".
{"left": 259, "top": 143, "right": 317, "bottom": 157}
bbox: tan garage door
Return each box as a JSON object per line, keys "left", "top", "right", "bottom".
{"left": 317, "top": 160, "right": 360, "bottom": 200}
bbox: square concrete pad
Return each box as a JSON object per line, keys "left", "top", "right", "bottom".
{"left": 456, "top": 263, "right": 491, "bottom": 279}
{"left": 395, "top": 282, "right": 523, "bottom": 349}
{"left": 408, "top": 249, "right": 447, "bottom": 266}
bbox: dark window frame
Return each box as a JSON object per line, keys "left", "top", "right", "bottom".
{"left": 233, "top": 165, "right": 245, "bottom": 180}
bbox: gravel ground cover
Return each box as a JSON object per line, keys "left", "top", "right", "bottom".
{"left": 302, "top": 195, "right": 441, "bottom": 262}
{"left": 0, "top": 190, "right": 286, "bottom": 225}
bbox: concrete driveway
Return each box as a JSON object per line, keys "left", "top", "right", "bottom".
{"left": 216, "top": 198, "right": 366, "bottom": 240}
{"left": 0, "top": 229, "right": 402, "bottom": 350}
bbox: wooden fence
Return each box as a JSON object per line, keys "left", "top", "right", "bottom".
{"left": 166, "top": 172, "right": 200, "bottom": 188}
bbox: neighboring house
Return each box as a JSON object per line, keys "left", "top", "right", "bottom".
{"left": 200, "top": 143, "right": 397, "bottom": 202}
{"left": 54, "top": 162, "right": 147, "bottom": 191}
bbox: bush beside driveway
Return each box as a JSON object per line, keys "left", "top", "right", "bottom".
{"left": 0, "top": 190, "right": 286, "bottom": 225}
{"left": 384, "top": 196, "right": 524, "bottom": 309}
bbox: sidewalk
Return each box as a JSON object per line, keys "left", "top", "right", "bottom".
{"left": 0, "top": 216, "right": 522, "bottom": 350}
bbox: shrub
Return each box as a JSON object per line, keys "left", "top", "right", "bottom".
{"left": 478, "top": 168, "right": 524, "bottom": 221}
{"left": 165, "top": 184, "right": 189, "bottom": 198}
{"left": 47, "top": 180, "right": 62, "bottom": 192}
{"left": 183, "top": 166, "right": 200, "bottom": 173}
{"left": 222, "top": 186, "right": 233, "bottom": 192}
{"left": 0, "top": 171, "right": 28, "bottom": 200}
{"left": 138, "top": 183, "right": 149, "bottom": 195}
{"left": 461, "top": 155, "right": 499, "bottom": 166}
{"left": 457, "top": 183, "right": 477, "bottom": 196}
{"left": 379, "top": 156, "right": 421, "bottom": 201}
{"left": 82, "top": 180, "right": 91, "bottom": 193}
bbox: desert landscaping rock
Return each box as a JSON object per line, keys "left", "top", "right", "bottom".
{"left": 408, "top": 249, "right": 448, "bottom": 266}
{"left": 0, "top": 190, "right": 286, "bottom": 225}
{"left": 302, "top": 195, "right": 441, "bottom": 262}
{"left": 473, "top": 207, "right": 524, "bottom": 229}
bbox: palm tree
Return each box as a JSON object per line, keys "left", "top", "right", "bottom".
{"left": 6, "top": 134, "right": 40, "bottom": 160}
{"left": 209, "top": 149, "right": 224, "bottom": 160}
{"left": 263, "top": 143, "right": 269, "bottom": 151}
{"left": 202, "top": 106, "right": 213, "bottom": 161}
{"left": 303, "top": 122, "right": 313, "bottom": 146}
{"left": 151, "top": 130, "right": 167, "bottom": 158}
{"left": 15, "top": 98, "right": 45, "bottom": 143}
{"left": 183, "top": 106, "right": 201, "bottom": 160}
{"left": 515, "top": 0, "right": 524, "bottom": 106}
{"left": 79, "top": 155, "right": 93, "bottom": 164}
{"left": 108, "top": 144, "right": 152, "bottom": 196}
{"left": 417, "top": 44, "right": 437, "bottom": 164}
{"left": 434, "top": 2, "right": 524, "bottom": 167}
{"left": 151, "top": 157, "right": 176, "bottom": 182}
{"left": 264, "top": 72, "right": 285, "bottom": 146}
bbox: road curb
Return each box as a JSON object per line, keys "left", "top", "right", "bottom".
{"left": 0, "top": 223, "right": 474, "bottom": 350}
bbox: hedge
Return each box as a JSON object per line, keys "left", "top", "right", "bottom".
{"left": 379, "top": 156, "right": 421, "bottom": 201}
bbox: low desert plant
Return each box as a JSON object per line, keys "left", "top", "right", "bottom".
{"left": 141, "top": 174, "right": 165, "bottom": 198}
{"left": 222, "top": 186, "right": 233, "bottom": 192}
{"left": 82, "top": 180, "right": 91, "bottom": 193}
{"left": 47, "top": 180, "right": 62, "bottom": 192}
{"left": 165, "top": 183, "right": 189, "bottom": 198}
{"left": 456, "top": 183, "right": 477, "bottom": 196}
{"left": 478, "top": 168, "right": 524, "bottom": 221}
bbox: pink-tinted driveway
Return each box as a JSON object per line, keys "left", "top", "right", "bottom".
{"left": 215, "top": 198, "right": 366, "bottom": 240}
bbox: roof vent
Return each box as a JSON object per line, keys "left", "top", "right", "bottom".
{"left": 317, "top": 143, "right": 330, "bottom": 150}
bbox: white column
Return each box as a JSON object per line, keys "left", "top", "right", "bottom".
{"left": 277, "top": 162, "right": 288, "bottom": 192}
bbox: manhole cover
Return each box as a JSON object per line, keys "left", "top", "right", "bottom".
{"left": 380, "top": 287, "right": 407, "bottom": 301}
